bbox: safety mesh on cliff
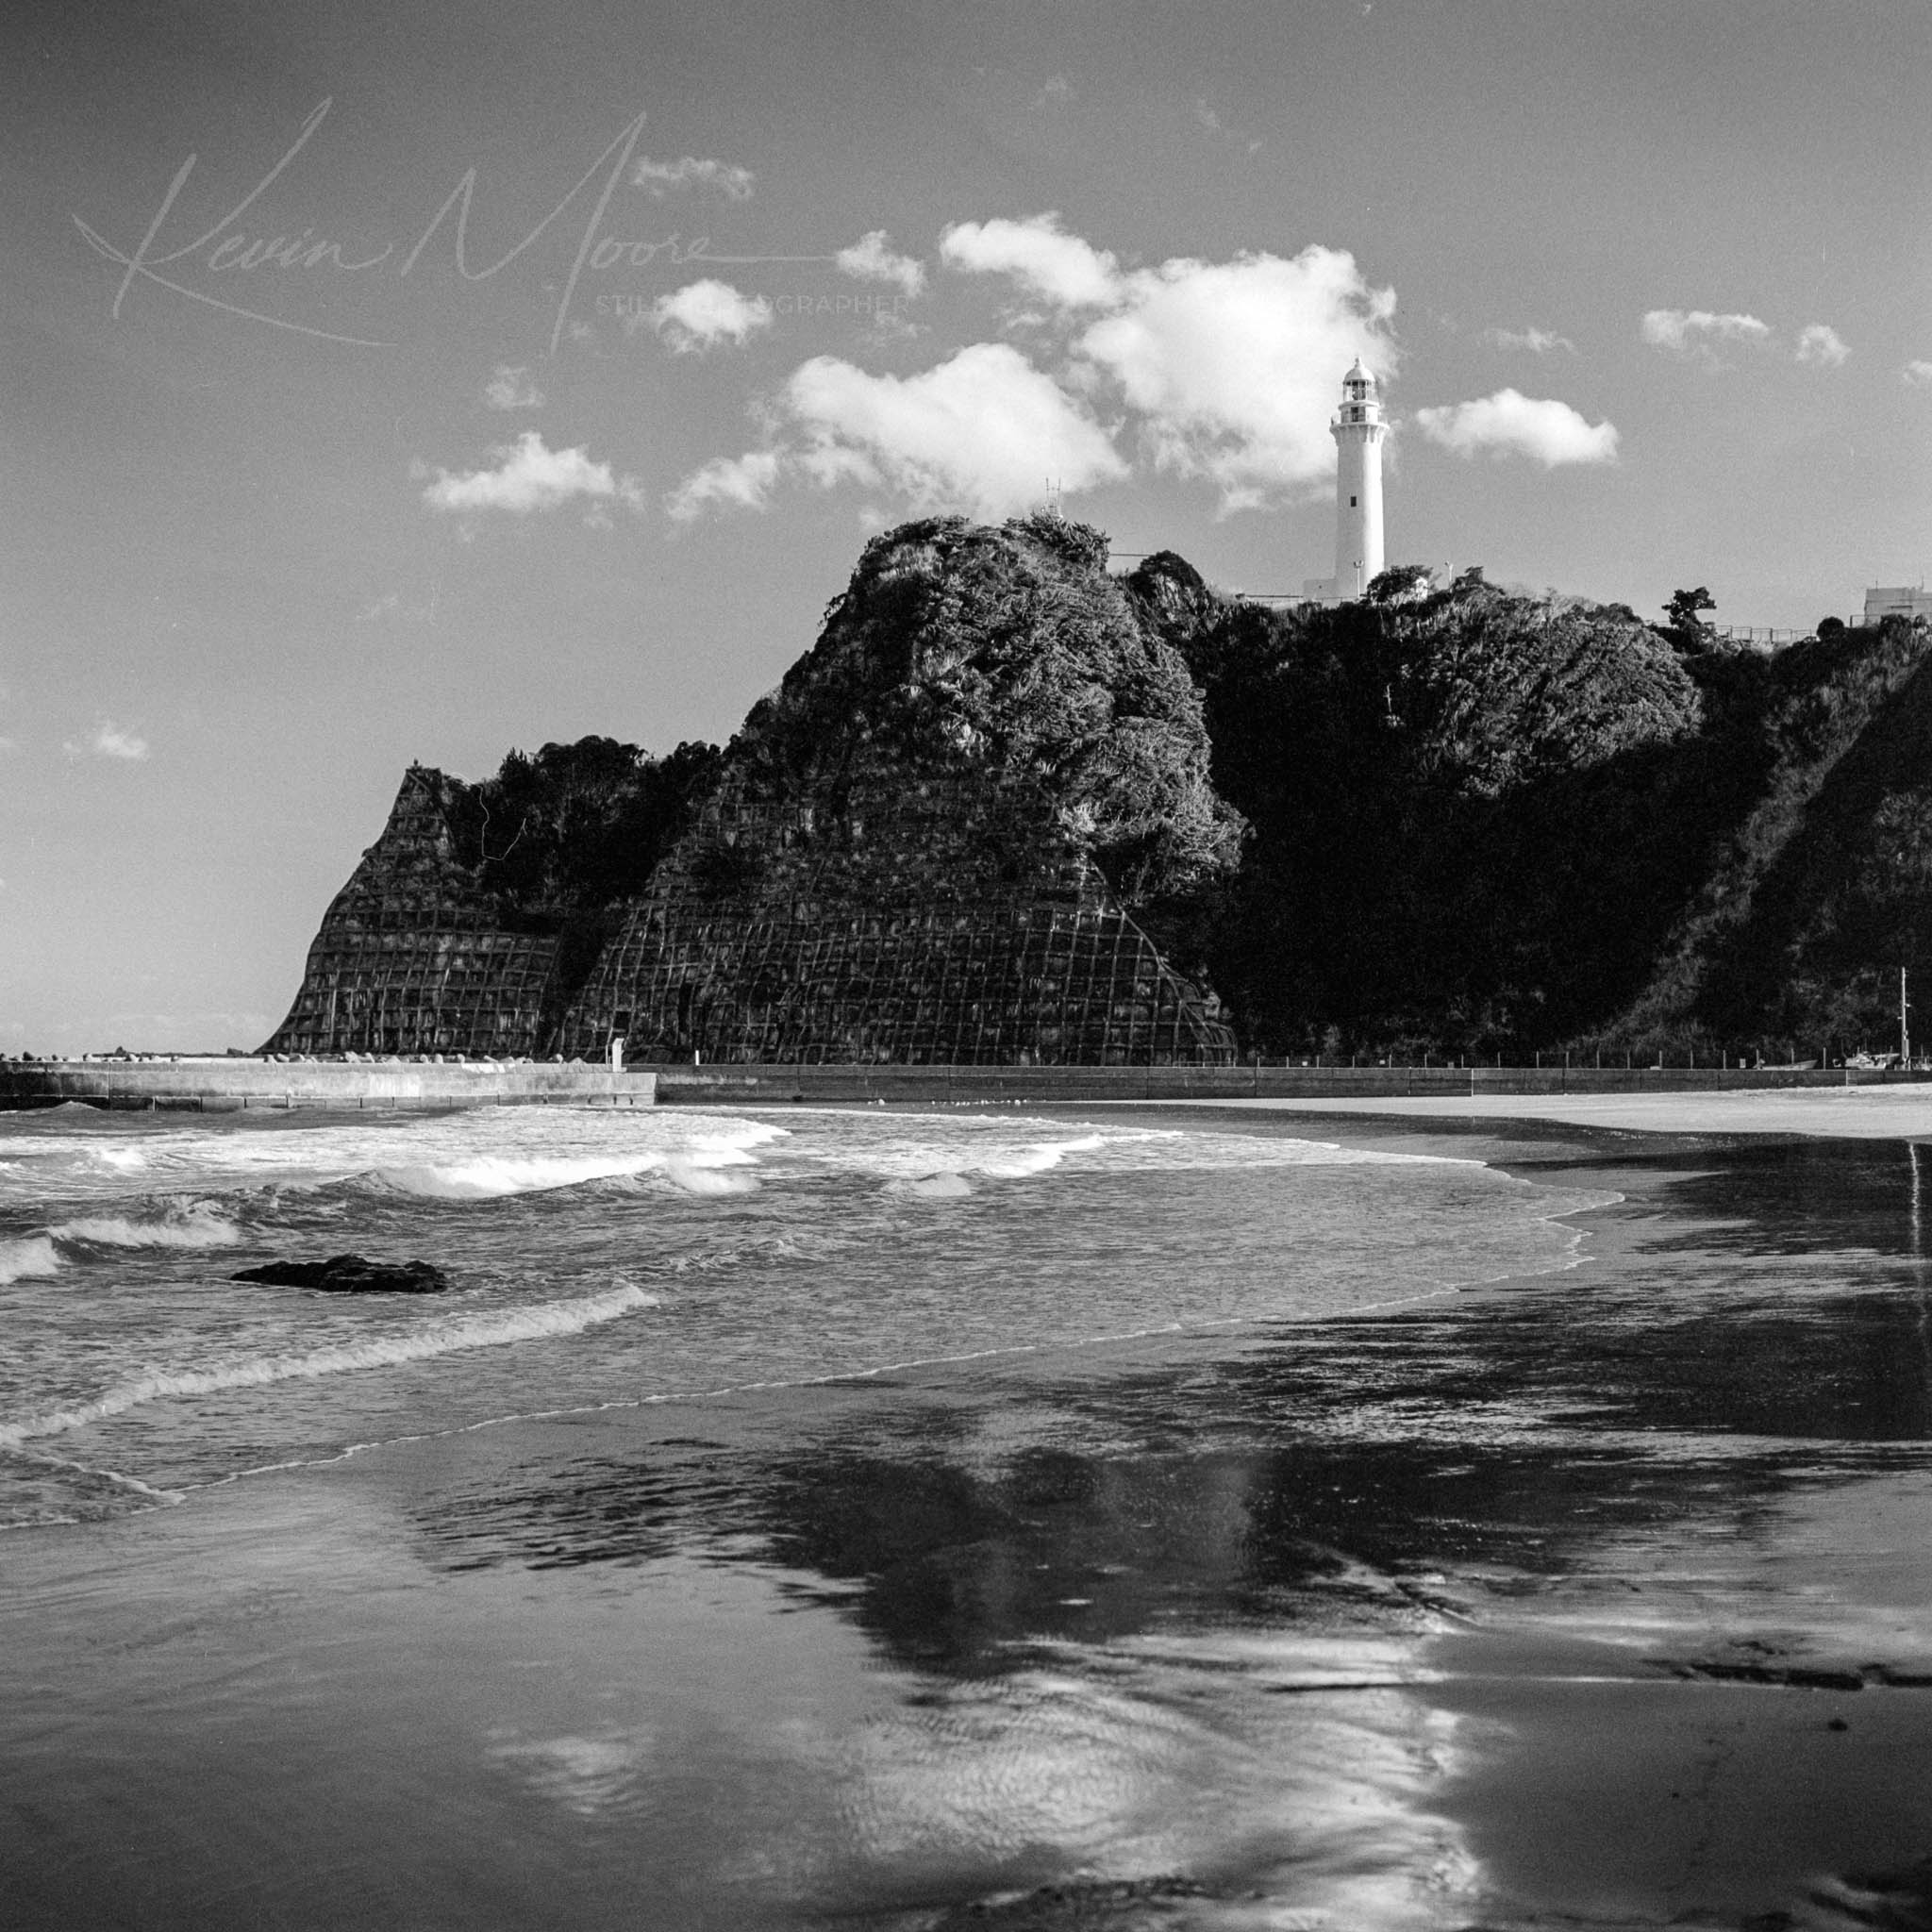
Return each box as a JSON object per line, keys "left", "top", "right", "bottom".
{"left": 265, "top": 768, "right": 558, "bottom": 1056}
{"left": 555, "top": 765, "right": 1235, "bottom": 1065}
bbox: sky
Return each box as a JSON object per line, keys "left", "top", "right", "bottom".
{"left": 3, "top": 0, "right": 1928, "bottom": 1052}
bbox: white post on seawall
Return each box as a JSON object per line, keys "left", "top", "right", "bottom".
{"left": 608, "top": 1035, "right": 625, "bottom": 1074}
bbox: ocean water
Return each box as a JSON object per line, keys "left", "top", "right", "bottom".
{"left": 15, "top": 1108, "right": 1932, "bottom": 1927}
{"left": 0, "top": 1102, "right": 1606, "bottom": 1529}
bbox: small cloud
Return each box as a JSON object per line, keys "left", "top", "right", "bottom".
{"left": 645, "top": 279, "right": 774, "bottom": 353}
{"left": 66, "top": 721, "right": 151, "bottom": 761}
{"left": 863, "top": 308, "right": 925, "bottom": 346}
{"left": 419, "top": 431, "right": 643, "bottom": 515}
{"left": 1640, "top": 308, "right": 1772, "bottom": 357}
{"left": 1483, "top": 325, "right": 1575, "bottom": 355}
{"left": 940, "top": 213, "right": 1122, "bottom": 308}
{"left": 1033, "top": 75, "right": 1073, "bottom": 109}
{"left": 355, "top": 592, "right": 401, "bottom": 622}
{"left": 1905, "top": 359, "right": 1932, "bottom": 388}
{"left": 484, "top": 364, "right": 545, "bottom": 409}
{"left": 1414, "top": 389, "right": 1619, "bottom": 466}
{"left": 836, "top": 230, "right": 926, "bottom": 297}
{"left": 1795, "top": 324, "right": 1850, "bottom": 369}
{"left": 1193, "top": 99, "right": 1222, "bottom": 133}
{"left": 664, "top": 450, "right": 783, "bottom": 524}
{"left": 630, "top": 156, "right": 755, "bottom": 200}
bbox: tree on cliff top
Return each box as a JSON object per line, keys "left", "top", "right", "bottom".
{"left": 726, "top": 513, "right": 1243, "bottom": 908}
{"left": 455, "top": 735, "right": 724, "bottom": 912}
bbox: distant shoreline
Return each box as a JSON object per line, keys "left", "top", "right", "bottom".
{"left": 6, "top": 1054, "right": 1932, "bottom": 1116}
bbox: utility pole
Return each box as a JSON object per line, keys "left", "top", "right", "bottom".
{"left": 1904, "top": 965, "right": 1913, "bottom": 1067}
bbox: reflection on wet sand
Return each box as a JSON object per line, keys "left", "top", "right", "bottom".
{"left": 407, "top": 1138, "right": 1932, "bottom": 1926}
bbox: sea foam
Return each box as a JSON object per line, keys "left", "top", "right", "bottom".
{"left": 373, "top": 1141, "right": 764, "bottom": 1199}
{"left": 0, "top": 1280, "right": 660, "bottom": 1454}
{"left": 0, "top": 1236, "right": 61, "bottom": 1285}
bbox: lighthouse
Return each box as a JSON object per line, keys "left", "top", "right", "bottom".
{"left": 1302, "top": 361, "right": 1388, "bottom": 605}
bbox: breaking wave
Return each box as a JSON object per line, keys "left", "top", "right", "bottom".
{"left": 371, "top": 1140, "right": 767, "bottom": 1200}
{"left": 0, "top": 1281, "right": 661, "bottom": 1454}
{"left": 0, "top": 1236, "right": 61, "bottom": 1284}
{"left": 888, "top": 1173, "right": 974, "bottom": 1200}
{"left": 87, "top": 1146, "right": 149, "bottom": 1172}
{"left": 52, "top": 1206, "right": 244, "bottom": 1250}
{"left": 973, "top": 1133, "right": 1108, "bottom": 1177}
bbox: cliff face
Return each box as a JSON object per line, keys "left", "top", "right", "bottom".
{"left": 273, "top": 514, "right": 1930, "bottom": 1065}
{"left": 1141, "top": 564, "right": 1717, "bottom": 1057}
{"left": 1600, "top": 620, "right": 1932, "bottom": 1055}
{"left": 268, "top": 515, "right": 1241, "bottom": 1065}
{"left": 269, "top": 765, "right": 562, "bottom": 1057}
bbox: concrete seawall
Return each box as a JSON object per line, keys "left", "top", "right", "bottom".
{"left": 8, "top": 1057, "right": 1927, "bottom": 1114}
{"left": 0, "top": 1058, "right": 658, "bottom": 1113}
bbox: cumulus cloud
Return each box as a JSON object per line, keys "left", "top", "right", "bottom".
{"left": 1077, "top": 245, "right": 1398, "bottom": 508}
{"left": 66, "top": 721, "right": 150, "bottom": 761}
{"left": 1906, "top": 360, "right": 1932, "bottom": 388}
{"left": 664, "top": 451, "right": 783, "bottom": 524}
{"left": 669, "top": 342, "right": 1124, "bottom": 523}
{"left": 1640, "top": 308, "right": 1772, "bottom": 356}
{"left": 1413, "top": 389, "right": 1619, "bottom": 466}
{"left": 1796, "top": 324, "right": 1850, "bottom": 368}
{"left": 630, "top": 155, "right": 755, "bottom": 199}
{"left": 940, "top": 221, "right": 1397, "bottom": 507}
{"left": 1484, "top": 325, "right": 1574, "bottom": 355}
{"left": 484, "top": 365, "right": 544, "bottom": 410}
{"left": 940, "top": 213, "right": 1122, "bottom": 308}
{"left": 418, "top": 431, "right": 642, "bottom": 515}
{"left": 645, "top": 279, "right": 774, "bottom": 353}
{"left": 837, "top": 230, "right": 926, "bottom": 296}
{"left": 675, "top": 221, "right": 1402, "bottom": 521}
{"left": 784, "top": 342, "right": 1126, "bottom": 516}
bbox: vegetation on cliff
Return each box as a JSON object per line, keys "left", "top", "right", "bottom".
{"left": 1132, "top": 559, "right": 1723, "bottom": 1057}
{"left": 450, "top": 735, "right": 724, "bottom": 917}
{"left": 1137, "top": 551, "right": 1932, "bottom": 1061}
{"left": 1602, "top": 617, "right": 1932, "bottom": 1058}
{"left": 724, "top": 513, "right": 1242, "bottom": 915}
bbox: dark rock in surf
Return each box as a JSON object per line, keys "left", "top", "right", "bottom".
{"left": 233, "top": 1254, "right": 451, "bottom": 1294}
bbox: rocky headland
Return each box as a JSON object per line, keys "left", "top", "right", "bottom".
{"left": 267, "top": 516, "right": 1932, "bottom": 1064}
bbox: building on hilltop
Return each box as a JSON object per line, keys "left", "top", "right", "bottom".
{"left": 1302, "top": 361, "right": 1387, "bottom": 607}
{"left": 1864, "top": 585, "right": 1932, "bottom": 625}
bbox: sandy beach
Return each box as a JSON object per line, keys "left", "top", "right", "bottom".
{"left": 1150, "top": 1082, "right": 1932, "bottom": 1141}
{"left": 7, "top": 1098, "right": 1932, "bottom": 1929}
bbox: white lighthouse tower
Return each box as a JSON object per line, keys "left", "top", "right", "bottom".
{"left": 1302, "top": 360, "right": 1387, "bottom": 605}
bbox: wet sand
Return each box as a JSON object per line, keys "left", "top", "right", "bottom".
{"left": 8, "top": 1115, "right": 1932, "bottom": 1928}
